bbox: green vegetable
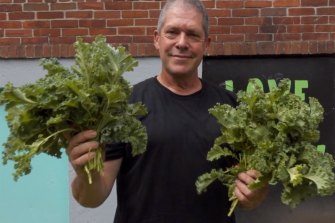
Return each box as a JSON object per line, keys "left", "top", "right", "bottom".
{"left": 0, "top": 36, "right": 147, "bottom": 183}
{"left": 196, "top": 78, "right": 335, "bottom": 216}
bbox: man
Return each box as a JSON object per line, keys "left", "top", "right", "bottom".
{"left": 67, "top": 0, "right": 268, "bottom": 222}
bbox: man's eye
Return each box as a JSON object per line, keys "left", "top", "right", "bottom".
{"left": 188, "top": 33, "right": 202, "bottom": 41}
{"left": 165, "top": 31, "right": 178, "bottom": 39}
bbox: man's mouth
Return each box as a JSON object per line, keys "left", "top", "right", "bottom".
{"left": 171, "top": 54, "right": 193, "bottom": 59}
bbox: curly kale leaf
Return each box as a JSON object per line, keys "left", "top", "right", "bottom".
{"left": 0, "top": 36, "right": 147, "bottom": 182}
{"left": 196, "top": 78, "right": 335, "bottom": 216}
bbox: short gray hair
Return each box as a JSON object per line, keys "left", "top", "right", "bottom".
{"left": 157, "top": 0, "right": 209, "bottom": 38}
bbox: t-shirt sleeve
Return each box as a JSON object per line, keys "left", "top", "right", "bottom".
{"left": 104, "top": 142, "right": 128, "bottom": 161}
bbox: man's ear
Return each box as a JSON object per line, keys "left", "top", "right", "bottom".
{"left": 153, "top": 30, "right": 160, "bottom": 50}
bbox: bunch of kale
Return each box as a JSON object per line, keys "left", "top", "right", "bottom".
{"left": 0, "top": 36, "right": 147, "bottom": 183}
{"left": 196, "top": 79, "right": 335, "bottom": 216}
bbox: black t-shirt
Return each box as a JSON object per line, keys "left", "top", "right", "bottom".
{"left": 110, "top": 77, "right": 237, "bottom": 223}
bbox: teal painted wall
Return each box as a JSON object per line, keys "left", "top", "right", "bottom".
{"left": 0, "top": 106, "right": 69, "bottom": 223}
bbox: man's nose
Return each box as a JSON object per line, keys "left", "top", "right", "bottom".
{"left": 176, "top": 33, "right": 189, "bottom": 49}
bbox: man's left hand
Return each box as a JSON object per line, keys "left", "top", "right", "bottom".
{"left": 234, "top": 169, "right": 269, "bottom": 210}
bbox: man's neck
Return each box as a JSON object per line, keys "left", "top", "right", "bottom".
{"left": 157, "top": 73, "right": 202, "bottom": 96}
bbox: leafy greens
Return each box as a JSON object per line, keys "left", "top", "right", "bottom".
{"left": 0, "top": 36, "right": 147, "bottom": 183}
{"left": 196, "top": 78, "right": 335, "bottom": 216}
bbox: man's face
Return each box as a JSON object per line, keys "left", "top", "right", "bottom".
{"left": 154, "top": 5, "right": 210, "bottom": 78}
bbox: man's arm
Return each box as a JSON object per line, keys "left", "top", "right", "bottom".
{"left": 67, "top": 130, "right": 121, "bottom": 208}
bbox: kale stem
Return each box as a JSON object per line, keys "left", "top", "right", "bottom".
{"left": 38, "top": 128, "right": 77, "bottom": 152}
{"left": 228, "top": 196, "right": 239, "bottom": 217}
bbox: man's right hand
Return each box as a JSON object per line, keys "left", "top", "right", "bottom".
{"left": 66, "top": 130, "right": 99, "bottom": 178}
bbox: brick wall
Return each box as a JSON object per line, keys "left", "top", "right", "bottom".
{"left": 0, "top": 0, "right": 334, "bottom": 58}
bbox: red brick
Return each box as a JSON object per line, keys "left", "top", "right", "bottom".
{"left": 301, "top": 0, "right": 328, "bottom": 6}
{"left": 95, "top": 11, "right": 120, "bottom": 19}
{"left": 209, "top": 16, "right": 217, "bottom": 26}
{"left": 274, "top": 42, "right": 292, "bottom": 54}
{"left": 51, "top": 44, "right": 61, "bottom": 57}
{"left": 218, "top": 18, "right": 244, "bottom": 25}
{"left": 289, "top": 8, "right": 315, "bottom": 16}
{"left": 50, "top": 36, "right": 76, "bottom": 44}
{"left": 135, "top": 19, "right": 158, "bottom": 26}
{"left": 317, "top": 7, "right": 335, "bottom": 16}
{"left": 243, "top": 42, "right": 258, "bottom": 55}
{"left": 105, "top": 2, "right": 133, "bottom": 10}
{"left": 89, "top": 28, "right": 117, "bottom": 36}
{"left": 5, "top": 29, "right": 32, "bottom": 37}
{"left": 274, "top": 33, "right": 301, "bottom": 41}
{"left": 216, "top": 1, "right": 244, "bottom": 8}
{"left": 63, "top": 28, "right": 89, "bottom": 36}
{"left": 209, "top": 26, "right": 230, "bottom": 34}
{"left": 7, "top": 45, "right": 20, "bottom": 58}
{"left": 134, "top": 2, "right": 160, "bottom": 10}
{"left": 261, "top": 8, "right": 287, "bottom": 16}
{"left": 0, "top": 13, "right": 5, "bottom": 20}
{"left": 0, "top": 38, "right": 21, "bottom": 46}
{"left": 201, "top": 1, "right": 215, "bottom": 9}
{"left": 0, "top": 4, "right": 22, "bottom": 12}
{"left": 23, "top": 3, "right": 48, "bottom": 11}
{"left": 25, "top": 45, "right": 35, "bottom": 58}
{"left": 51, "top": 20, "right": 78, "bottom": 28}
{"left": 37, "top": 11, "right": 64, "bottom": 19}
{"left": 9, "top": 12, "right": 35, "bottom": 20}
{"left": 34, "top": 44, "right": 44, "bottom": 58}
{"left": 302, "top": 33, "right": 330, "bottom": 41}
{"left": 133, "top": 35, "right": 154, "bottom": 43}
{"left": 273, "top": 17, "right": 300, "bottom": 24}
{"left": 257, "top": 42, "right": 275, "bottom": 55}
{"left": 149, "top": 10, "right": 160, "bottom": 19}
{"left": 42, "top": 44, "right": 51, "bottom": 57}
{"left": 291, "top": 42, "right": 309, "bottom": 54}
{"left": 122, "top": 10, "right": 148, "bottom": 19}
{"left": 274, "top": 0, "right": 300, "bottom": 7}
{"left": 245, "top": 17, "right": 272, "bottom": 25}
{"left": 208, "top": 9, "right": 231, "bottom": 17}
{"left": 34, "top": 28, "right": 60, "bottom": 37}
{"left": 0, "top": 21, "right": 22, "bottom": 28}
{"left": 330, "top": 16, "right": 335, "bottom": 23}
{"left": 107, "top": 19, "right": 134, "bottom": 27}
{"left": 232, "top": 9, "right": 259, "bottom": 17}
{"left": 66, "top": 11, "right": 93, "bottom": 19}
{"left": 245, "top": 33, "right": 273, "bottom": 41}
{"left": 287, "top": 25, "right": 314, "bottom": 33}
{"left": 118, "top": 27, "right": 145, "bottom": 35}
{"left": 331, "top": 0, "right": 335, "bottom": 6}
{"left": 79, "top": 20, "right": 106, "bottom": 28}
{"left": 245, "top": 1, "right": 272, "bottom": 8}
{"left": 260, "top": 25, "right": 286, "bottom": 34}
{"left": 316, "top": 25, "right": 335, "bottom": 32}
{"left": 23, "top": 20, "right": 50, "bottom": 28}
{"left": 78, "top": 2, "right": 104, "bottom": 10}
{"left": 107, "top": 35, "right": 133, "bottom": 44}
{"left": 146, "top": 27, "right": 156, "bottom": 35}
{"left": 231, "top": 25, "right": 258, "bottom": 34}
{"left": 216, "top": 34, "right": 244, "bottom": 42}
{"left": 51, "top": 3, "right": 76, "bottom": 11}
{"left": 301, "top": 16, "right": 328, "bottom": 24}
{"left": 0, "top": 46, "right": 9, "bottom": 58}
{"left": 22, "top": 37, "right": 48, "bottom": 44}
